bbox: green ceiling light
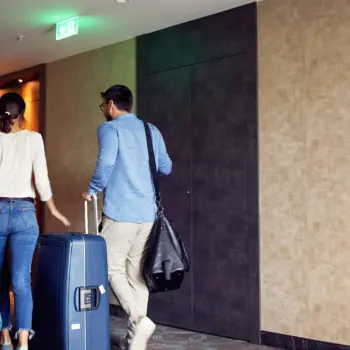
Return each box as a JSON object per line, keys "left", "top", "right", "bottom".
{"left": 56, "top": 16, "right": 79, "bottom": 40}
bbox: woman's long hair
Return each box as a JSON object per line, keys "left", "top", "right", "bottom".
{"left": 0, "top": 92, "right": 26, "bottom": 134}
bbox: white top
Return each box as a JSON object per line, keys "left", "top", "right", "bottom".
{"left": 0, "top": 130, "right": 52, "bottom": 201}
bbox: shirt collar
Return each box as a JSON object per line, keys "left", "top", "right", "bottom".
{"left": 117, "top": 113, "right": 136, "bottom": 120}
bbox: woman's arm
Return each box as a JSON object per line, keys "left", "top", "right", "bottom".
{"left": 32, "top": 134, "right": 52, "bottom": 202}
{"left": 33, "top": 133, "right": 70, "bottom": 227}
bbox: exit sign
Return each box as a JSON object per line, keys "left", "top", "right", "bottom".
{"left": 56, "top": 17, "right": 79, "bottom": 40}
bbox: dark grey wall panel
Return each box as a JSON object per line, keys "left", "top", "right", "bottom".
{"left": 191, "top": 54, "right": 252, "bottom": 340}
{"left": 137, "top": 1, "right": 259, "bottom": 344}
{"left": 139, "top": 4, "right": 257, "bottom": 75}
{"left": 192, "top": 5, "right": 256, "bottom": 63}
{"left": 140, "top": 21, "right": 197, "bottom": 75}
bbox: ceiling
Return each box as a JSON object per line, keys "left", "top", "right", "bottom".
{"left": 0, "top": 0, "right": 255, "bottom": 76}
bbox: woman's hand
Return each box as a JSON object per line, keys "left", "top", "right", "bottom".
{"left": 51, "top": 209, "right": 71, "bottom": 227}
{"left": 46, "top": 197, "right": 71, "bottom": 227}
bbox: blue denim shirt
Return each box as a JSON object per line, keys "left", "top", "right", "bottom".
{"left": 88, "top": 114, "right": 172, "bottom": 223}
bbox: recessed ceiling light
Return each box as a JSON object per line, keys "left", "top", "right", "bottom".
{"left": 18, "top": 79, "right": 23, "bottom": 83}
{"left": 115, "top": 0, "right": 129, "bottom": 3}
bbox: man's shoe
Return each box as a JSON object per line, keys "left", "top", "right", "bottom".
{"left": 129, "top": 317, "right": 155, "bottom": 350}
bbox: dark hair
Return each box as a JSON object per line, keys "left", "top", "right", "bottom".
{"left": 0, "top": 92, "right": 26, "bottom": 134}
{"left": 101, "top": 85, "right": 133, "bottom": 113}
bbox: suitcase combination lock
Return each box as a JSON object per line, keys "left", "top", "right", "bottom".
{"left": 78, "top": 286, "right": 101, "bottom": 312}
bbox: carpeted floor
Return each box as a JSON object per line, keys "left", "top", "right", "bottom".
{"left": 110, "top": 316, "right": 273, "bottom": 350}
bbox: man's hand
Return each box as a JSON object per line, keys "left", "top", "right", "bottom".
{"left": 81, "top": 192, "right": 92, "bottom": 201}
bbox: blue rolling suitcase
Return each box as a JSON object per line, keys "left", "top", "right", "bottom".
{"left": 31, "top": 196, "right": 110, "bottom": 350}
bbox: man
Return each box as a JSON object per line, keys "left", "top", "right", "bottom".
{"left": 82, "top": 85, "right": 172, "bottom": 350}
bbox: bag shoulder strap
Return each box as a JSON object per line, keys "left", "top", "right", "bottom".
{"left": 143, "top": 121, "right": 161, "bottom": 205}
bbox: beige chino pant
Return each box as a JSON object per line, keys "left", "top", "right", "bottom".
{"left": 100, "top": 218, "right": 153, "bottom": 323}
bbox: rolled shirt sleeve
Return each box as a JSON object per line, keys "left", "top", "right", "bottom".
{"left": 157, "top": 132, "right": 172, "bottom": 176}
{"left": 88, "top": 123, "right": 119, "bottom": 195}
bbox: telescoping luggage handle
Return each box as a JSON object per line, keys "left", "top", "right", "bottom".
{"left": 84, "top": 194, "right": 99, "bottom": 235}
{"left": 80, "top": 195, "right": 102, "bottom": 313}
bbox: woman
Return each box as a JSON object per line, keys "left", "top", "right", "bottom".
{"left": 0, "top": 92, "right": 70, "bottom": 350}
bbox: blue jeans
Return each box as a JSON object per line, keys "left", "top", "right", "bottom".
{"left": 0, "top": 200, "right": 39, "bottom": 339}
